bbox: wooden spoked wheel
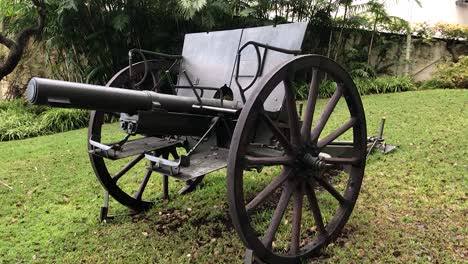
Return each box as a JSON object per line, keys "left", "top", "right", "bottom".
{"left": 88, "top": 61, "right": 202, "bottom": 212}
{"left": 227, "top": 55, "right": 367, "bottom": 263}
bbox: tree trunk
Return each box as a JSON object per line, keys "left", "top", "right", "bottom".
{"left": 327, "top": 2, "right": 339, "bottom": 58}
{"left": 334, "top": 4, "right": 348, "bottom": 61}
{"left": 367, "top": 13, "right": 379, "bottom": 65}
{"left": 446, "top": 40, "right": 459, "bottom": 63}
{"left": 0, "top": 0, "right": 46, "bottom": 82}
{"left": 404, "top": 28, "right": 412, "bottom": 76}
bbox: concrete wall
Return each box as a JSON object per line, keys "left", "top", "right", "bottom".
{"left": 344, "top": 29, "right": 468, "bottom": 82}
{"left": 379, "top": 37, "right": 467, "bottom": 82}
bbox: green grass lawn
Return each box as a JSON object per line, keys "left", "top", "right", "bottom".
{"left": 0, "top": 89, "right": 466, "bottom": 263}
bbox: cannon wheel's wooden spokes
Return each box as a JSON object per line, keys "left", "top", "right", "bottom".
{"left": 88, "top": 61, "right": 203, "bottom": 212}
{"left": 89, "top": 111, "right": 154, "bottom": 211}
{"left": 227, "top": 55, "right": 367, "bottom": 263}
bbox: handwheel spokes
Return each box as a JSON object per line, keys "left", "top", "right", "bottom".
{"left": 111, "top": 154, "right": 145, "bottom": 182}
{"left": 311, "top": 84, "right": 344, "bottom": 143}
{"left": 246, "top": 168, "right": 293, "bottom": 214}
{"left": 317, "top": 117, "right": 356, "bottom": 148}
{"left": 283, "top": 76, "right": 301, "bottom": 146}
{"left": 290, "top": 182, "right": 304, "bottom": 255}
{"left": 262, "top": 181, "right": 294, "bottom": 249}
{"left": 300, "top": 69, "right": 319, "bottom": 143}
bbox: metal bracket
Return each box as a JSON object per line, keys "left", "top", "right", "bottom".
{"left": 100, "top": 191, "right": 113, "bottom": 222}
{"left": 90, "top": 139, "right": 113, "bottom": 151}
{"left": 367, "top": 117, "right": 397, "bottom": 158}
{"left": 145, "top": 153, "right": 181, "bottom": 175}
{"left": 99, "top": 191, "right": 138, "bottom": 222}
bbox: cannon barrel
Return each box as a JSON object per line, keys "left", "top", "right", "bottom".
{"left": 26, "top": 77, "right": 240, "bottom": 114}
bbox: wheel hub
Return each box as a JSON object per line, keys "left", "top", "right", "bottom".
{"left": 294, "top": 147, "right": 327, "bottom": 178}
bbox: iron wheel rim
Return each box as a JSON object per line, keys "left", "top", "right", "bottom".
{"left": 88, "top": 60, "right": 174, "bottom": 211}
{"left": 227, "top": 55, "right": 367, "bottom": 263}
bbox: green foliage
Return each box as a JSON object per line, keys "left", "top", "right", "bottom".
{"left": 354, "top": 75, "right": 416, "bottom": 95}
{"left": 434, "top": 23, "right": 468, "bottom": 40}
{"left": 39, "top": 108, "right": 89, "bottom": 133}
{"left": 0, "top": 99, "right": 48, "bottom": 114}
{"left": 421, "top": 56, "right": 468, "bottom": 89}
{"left": 178, "top": 0, "right": 208, "bottom": 19}
{"left": 0, "top": 109, "right": 43, "bottom": 141}
{"left": 0, "top": 0, "right": 40, "bottom": 35}
{"left": 296, "top": 75, "right": 415, "bottom": 100}
{"left": 318, "top": 79, "right": 337, "bottom": 98}
{"left": 0, "top": 100, "right": 89, "bottom": 141}
{"left": 2, "top": 0, "right": 342, "bottom": 87}
{"left": 296, "top": 79, "right": 337, "bottom": 100}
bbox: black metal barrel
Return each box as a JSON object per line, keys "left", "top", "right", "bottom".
{"left": 26, "top": 77, "right": 240, "bottom": 114}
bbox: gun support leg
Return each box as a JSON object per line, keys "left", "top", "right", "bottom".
{"left": 162, "top": 175, "right": 169, "bottom": 200}
{"left": 100, "top": 191, "right": 113, "bottom": 222}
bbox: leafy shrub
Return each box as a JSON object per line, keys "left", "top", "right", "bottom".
{"left": 296, "top": 79, "right": 343, "bottom": 100}
{"left": 0, "top": 100, "right": 90, "bottom": 141}
{"left": 348, "top": 63, "right": 376, "bottom": 79}
{"left": 318, "top": 80, "right": 336, "bottom": 98}
{"left": 354, "top": 75, "right": 416, "bottom": 95}
{"left": 296, "top": 75, "right": 415, "bottom": 99}
{"left": 40, "top": 108, "right": 90, "bottom": 133}
{"left": 295, "top": 81, "right": 309, "bottom": 100}
{"left": 421, "top": 56, "right": 468, "bottom": 89}
{"left": 0, "top": 109, "right": 44, "bottom": 141}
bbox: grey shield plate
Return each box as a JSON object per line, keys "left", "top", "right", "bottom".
{"left": 176, "top": 22, "right": 308, "bottom": 112}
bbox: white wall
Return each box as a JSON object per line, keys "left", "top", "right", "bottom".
{"left": 386, "top": 0, "right": 468, "bottom": 26}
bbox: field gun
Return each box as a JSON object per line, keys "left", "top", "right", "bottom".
{"left": 26, "top": 22, "right": 367, "bottom": 264}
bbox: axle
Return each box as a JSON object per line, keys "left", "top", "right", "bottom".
{"left": 26, "top": 77, "right": 241, "bottom": 115}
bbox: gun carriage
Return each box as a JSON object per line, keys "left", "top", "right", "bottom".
{"left": 26, "top": 22, "right": 367, "bottom": 263}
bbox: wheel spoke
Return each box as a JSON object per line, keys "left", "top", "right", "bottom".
{"left": 260, "top": 112, "right": 294, "bottom": 154}
{"left": 311, "top": 83, "right": 343, "bottom": 142}
{"left": 245, "top": 155, "right": 294, "bottom": 167}
{"left": 135, "top": 165, "right": 153, "bottom": 200}
{"left": 304, "top": 182, "right": 326, "bottom": 236}
{"left": 262, "top": 181, "right": 294, "bottom": 249}
{"left": 300, "top": 69, "right": 319, "bottom": 143}
{"left": 246, "top": 168, "right": 293, "bottom": 213}
{"left": 283, "top": 76, "right": 301, "bottom": 146}
{"left": 111, "top": 154, "right": 145, "bottom": 182}
{"left": 317, "top": 117, "right": 356, "bottom": 148}
{"left": 290, "top": 183, "right": 304, "bottom": 255}
{"left": 314, "top": 175, "right": 346, "bottom": 205}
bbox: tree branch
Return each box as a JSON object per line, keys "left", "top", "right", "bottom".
{"left": 0, "top": 0, "right": 46, "bottom": 82}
